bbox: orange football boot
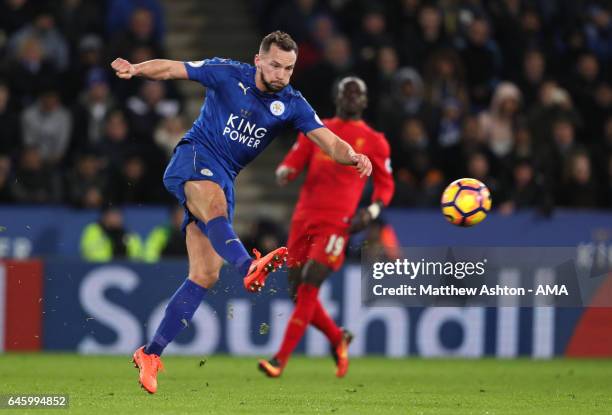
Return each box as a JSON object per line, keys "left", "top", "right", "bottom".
{"left": 332, "top": 329, "right": 354, "bottom": 378}
{"left": 258, "top": 358, "right": 283, "bottom": 378}
{"left": 132, "top": 346, "right": 164, "bottom": 394}
{"left": 243, "top": 247, "right": 288, "bottom": 292}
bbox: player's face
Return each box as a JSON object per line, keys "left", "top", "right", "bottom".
{"left": 255, "top": 44, "right": 296, "bottom": 93}
{"left": 336, "top": 81, "right": 367, "bottom": 116}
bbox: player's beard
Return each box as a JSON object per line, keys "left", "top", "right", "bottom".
{"left": 260, "top": 72, "right": 286, "bottom": 93}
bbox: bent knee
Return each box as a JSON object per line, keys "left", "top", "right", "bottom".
{"left": 301, "top": 261, "right": 331, "bottom": 287}
{"left": 189, "top": 271, "right": 219, "bottom": 289}
{"left": 184, "top": 181, "right": 227, "bottom": 220}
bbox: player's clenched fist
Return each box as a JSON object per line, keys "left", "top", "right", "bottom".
{"left": 111, "top": 58, "right": 137, "bottom": 79}
{"left": 275, "top": 165, "right": 296, "bottom": 186}
{"left": 351, "top": 153, "right": 372, "bottom": 177}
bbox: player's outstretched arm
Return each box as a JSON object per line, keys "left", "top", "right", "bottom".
{"left": 306, "top": 127, "right": 372, "bottom": 177}
{"left": 111, "top": 58, "right": 188, "bottom": 81}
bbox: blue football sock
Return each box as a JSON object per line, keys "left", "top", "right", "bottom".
{"left": 206, "top": 215, "right": 252, "bottom": 276}
{"left": 144, "top": 279, "right": 207, "bottom": 356}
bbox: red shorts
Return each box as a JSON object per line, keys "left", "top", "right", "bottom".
{"left": 286, "top": 218, "right": 350, "bottom": 271}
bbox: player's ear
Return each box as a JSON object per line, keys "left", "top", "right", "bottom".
{"left": 254, "top": 53, "right": 260, "bottom": 68}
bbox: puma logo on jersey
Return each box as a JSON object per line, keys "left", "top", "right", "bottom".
{"left": 238, "top": 82, "right": 250, "bottom": 95}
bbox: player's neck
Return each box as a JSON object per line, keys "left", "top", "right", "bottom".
{"left": 255, "top": 74, "right": 267, "bottom": 93}
{"left": 337, "top": 112, "right": 362, "bottom": 121}
{"left": 255, "top": 70, "right": 275, "bottom": 94}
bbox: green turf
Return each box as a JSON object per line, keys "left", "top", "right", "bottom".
{"left": 0, "top": 354, "right": 611, "bottom": 414}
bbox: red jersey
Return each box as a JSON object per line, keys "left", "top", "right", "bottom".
{"left": 279, "top": 117, "right": 395, "bottom": 224}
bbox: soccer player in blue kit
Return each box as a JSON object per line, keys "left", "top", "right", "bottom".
{"left": 111, "top": 31, "right": 372, "bottom": 393}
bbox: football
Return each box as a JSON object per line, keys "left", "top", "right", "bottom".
{"left": 441, "top": 178, "right": 492, "bottom": 226}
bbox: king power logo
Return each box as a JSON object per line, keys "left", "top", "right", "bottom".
{"left": 223, "top": 113, "right": 267, "bottom": 149}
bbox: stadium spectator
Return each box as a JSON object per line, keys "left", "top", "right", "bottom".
{"left": 478, "top": 82, "right": 522, "bottom": 160}
{"left": 510, "top": 120, "right": 534, "bottom": 161}
{"left": 154, "top": 115, "right": 187, "bottom": 159}
{"left": 80, "top": 206, "right": 142, "bottom": 262}
{"left": 71, "top": 68, "right": 116, "bottom": 153}
{"left": 377, "top": 67, "right": 433, "bottom": 146}
{"left": 0, "top": 81, "right": 20, "bottom": 156}
{"left": 268, "top": 0, "right": 320, "bottom": 44}
{"left": 95, "top": 109, "right": 136, "bottom": 170}
{"left": 556, "top": 150, "right": 602, "bottom": 208}
{"left": 527, "top": 82, "right": 582, "bottom": 155}
{"left": 0, "top": 0, "right": 35, "bottom": 37}
{"left": 106, "top": 0, "right": 165, "bottom": 43}
{"left": 466, "top": 152, "right": 503, "bottom": 201}
{"left": 457, "top": 17, "right": 502, "bottom": 108}
{"left": 593, "top": 82, "right": 612, "bottom": 138}
{"left": 4, "top": 35, "right": 59, "bottom": 109}
{"left": 368, "top": 46, "right": 400, "bottom": 103}
{"left": 7, "top": 6, "right": 69, "bottom": 71}
{"left": 357, "top": 218, "right": 401, "bottom": 261}
{"left": 498, "top": 158, "right": 548, "bottom": 215}
{"left": 352, "top": 6, "right": 393, "bottom": 65}
{"left": 487, "top": 0, "right": 525, "bottom": 78}
{"left": 0, "top": 155, "right": 13, "bottom": 203}
{"left": 65, "top": 150, "right": 107, "bottom": 209}
{"left": 547, "top": 117, "right": 580, "bottom": 182}
{"left": 126, "top": 80, "right": 180, "bottom": 143}
{"left": 515, "top": 49, "right": 547, "bottom": 109}
{"left": 357, "top": 45, "right": 400, "bottom": 120}
{"left": 64, "top": 34, "right": 106, "bottom": 103}
{"left": 583, "top": 5, "right": 612, "bottom": 65}
{"left": 436, "top": 97, "right": 464, "bottom": 150}
{"left": 296, "top": 35, "right": 354, "bottom": 117}
{"left": 21, "top": 88, "right": 72, "bottom": 166}
{"left": 438, "top": 115, "right": 491, "bottom": 180}
{"left": 108, "top": 154, "right": 151, "bottom": 205}
{"left": 400, "top": 4, "right": 449, "bottom": 70}
{"left": 109, "top": 7, "right": 163, "bottom": 64}
{"left": 392, "top": 118, "right": 444, "bottom": 207}
{"left": 143, "top": 205, "right": 187, "bottom": 262}
{"left": 422, "top": 48, "right": 469, "bottom": 111}
{"left": 55, "top": 0, "right": 106, "bottom": 46}
{"left": 569, "top": 52, "right": 603, "bottom": 141}
{"left": 10, "top": 145, "right": 62, "bottom": 203}
{"left": 294, "top": 14, "right": 336, "bottom": 73}
{"left": 606, "top": 154, "right": 612, "bottom": 207}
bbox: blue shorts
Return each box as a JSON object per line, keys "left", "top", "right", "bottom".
{"left": 163, "top": 140, "right": 236, "bottom": 234}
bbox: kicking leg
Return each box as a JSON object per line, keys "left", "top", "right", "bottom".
{"left": 134, "top": 223, "right": 222, "bottom": 393}
{"left": 185, "top": 180, "right": 287, "bottom": 291}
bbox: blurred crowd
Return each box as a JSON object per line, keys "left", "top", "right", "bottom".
{"left": 0, "top": 0, "right": 184, "bottom": 208}
{"left": 256, "top": 0, "right": 612, "bottom": 212}
{"left": 0, "top": 0, "right": 611, "bottom": 217}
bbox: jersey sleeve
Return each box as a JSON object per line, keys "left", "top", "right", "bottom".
{"left": 278, "top": 133, "right": 315, "bottom": 180}
{"left": 370, "top": 133, "right": 395, "bottom": 206}
{"left": 291, "top": 95, "right": 325, "bottom": 134}
{"left": 183, "top": 57, "right": 240, "bottom": 88}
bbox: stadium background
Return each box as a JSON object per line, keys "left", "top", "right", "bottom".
{"left": 0, "top": 0, "right": 611, "bottom": 359}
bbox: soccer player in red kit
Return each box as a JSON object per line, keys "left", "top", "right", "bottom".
{"left": 258, "top": 77, "right": 395, "bottom": 378}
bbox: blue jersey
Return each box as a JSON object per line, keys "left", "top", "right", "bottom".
{"left": 182, "top": 57, "right": 324, "bottom": 177}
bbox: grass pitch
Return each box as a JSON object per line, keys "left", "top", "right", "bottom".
{"left": 1, "top": 354, "right": 611, "bottom": 414}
